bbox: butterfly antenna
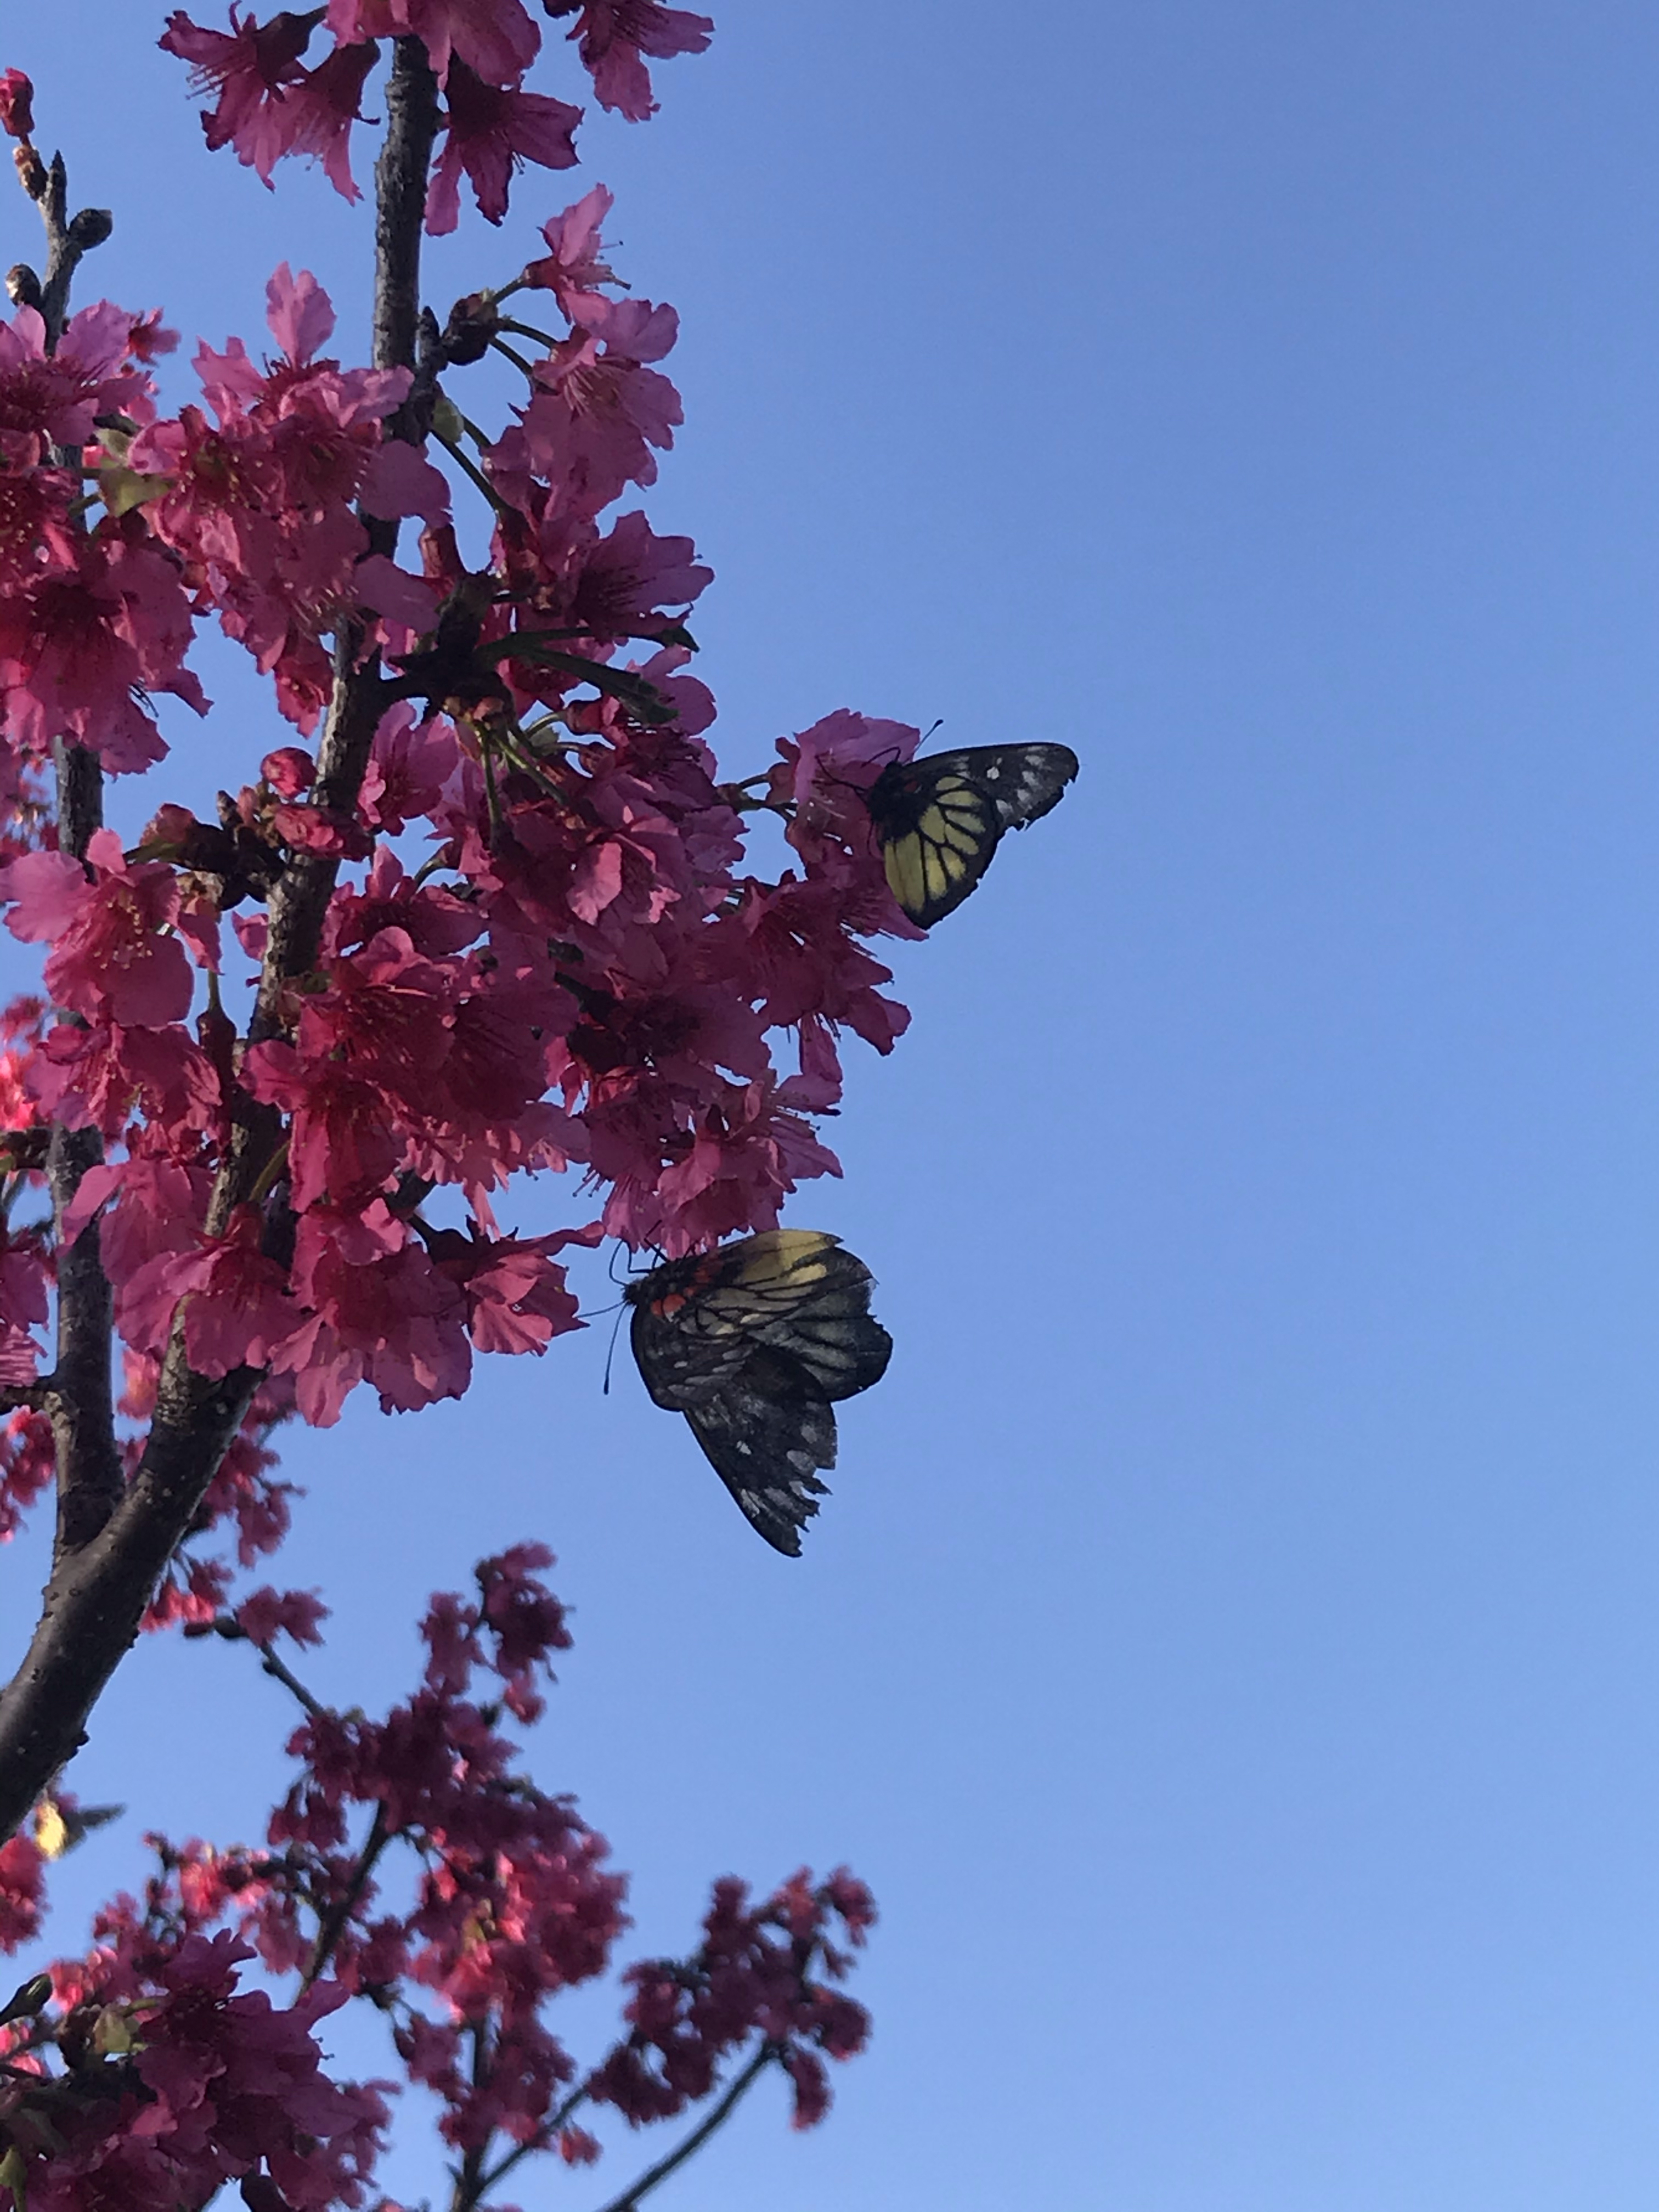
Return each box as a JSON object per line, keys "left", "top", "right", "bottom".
{"left": 602, "top": 1302, "right": 626, "bottom": 1397}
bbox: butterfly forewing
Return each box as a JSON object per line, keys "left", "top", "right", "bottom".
{"left": 625, "top": 1230, "right": 891, "bottom": 1549}
{"left": 867, "top": 743, "right": 1079, "bottom": 926}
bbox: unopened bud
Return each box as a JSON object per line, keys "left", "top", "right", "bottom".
{"left": 5, "top": 262, "right": 41, "bottom": 311}
{"left": 12, "top": 142, "right": 44, "bottom": 199}
{"left": 0, "top": 67, "right": 35, "bottom": 141}
{"left": 67, "top": 206, "right": 112, "bottom": 251}
{"left": 439, "top": 290, "right": 500, "bottom": 366}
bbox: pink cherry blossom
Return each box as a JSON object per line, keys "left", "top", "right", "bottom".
{"left": 325, "top": 0, "right": 541, "bottom": 86}
{"left": 160, "top": 7, "right": 329, "bottom": 183}
{"left": 425, "top": 58, "right": 581, "bottom": 233}
{"left": 0, "top": 832, "right": 194, "bottom": 1030}
{"left": 553, "top": 0, "right": 713, "bottom": 121}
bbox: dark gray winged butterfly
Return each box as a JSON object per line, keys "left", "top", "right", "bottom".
{"left": 626, "top": 1229, "right": 892, "bottom": 1554}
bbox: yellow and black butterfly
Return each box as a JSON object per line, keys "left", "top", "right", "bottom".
{"left": 866, "top": 742, "right": 1080, "bottom": 927}
{"left": 626, "top": 1229, "right": 892, "bottom": 1555}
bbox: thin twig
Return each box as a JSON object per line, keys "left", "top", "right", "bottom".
{"left": 585, "top": 2046, "right": 776, "bottom": 2212}
{"left": 251, "top": 1640, "right": 330, "bottom": 1723}
{"left": 471, "top": 2046, "right": 776, "bottom": 2212}
{"left": 461, "top": 2080, "right": 590, "bottom": 2207}
{"left": 302, "top": 1801, "right": 391, "bottom": 1991}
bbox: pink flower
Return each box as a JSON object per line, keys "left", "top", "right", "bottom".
{"left": 565, "top": 510, "right": 712, "bottom": 645}
{"left": 235, "top": 1585, "right": 329, "bottom": 1647}
{"left": 554, "top": 0, "right": 713, "bottom": 121}
{"left": 280, "top": 36, "right": 379, "bottom": 200}
{"left": 493, "top": 323, "right": 682, "bottom": 518}
{"left": 27, "top": 1020, "right": 221, "bottom": 1144}
{"left": 0, "top": 66, "right": 35, "bottom": 139}
{"left": 162, "top": 1207, "right": 300, "bottom": 1375}
{"left": 160, "top": 7, "right": 328, "bottom": 183}
{"left": 426, "top": 1223, "right": 588, "bottom": 1356}
{"left": 326, "top": 0, "right": 541, "bottom": 86}
{"left": 521, "top": 183, "right": 617, "bottom": 315}
{"left": 129, "top": 268, "right": 422, "bottom": 731}
{"left": 425, "top": 59, "right": 581, "bottom": 233}
{"left": 273, "top": 1204, "right": 472, "bottom": 1422}
{"left": 0, "top": 832, "right": 193, "bottom": 1029}
{"left": 261, "top": 743, "right": 316, "bottom": 796}
{"left": 0, "top": 298, "right": 152, "bottom": 469}
{"left": 0, "top": 1833, "right": 42, "bottom": 1953}
{"left": 0, "top": 526, "right": 208, "bottom": 774}
{"left": 0, "top": 1407, "right": 52, "bottom": 1542}
{"left": 358, "top": 706, "right": 461, "bottom": 834}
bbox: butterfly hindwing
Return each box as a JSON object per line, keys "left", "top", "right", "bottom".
{"left": 684, "top": 1347, "right": 836, "bottom": 1556}
{"left": 625, "top": 1230, "right": 891, "bottom": 1551}
{"left": 866, "top": 743, "right": 1080, "bottom": 926}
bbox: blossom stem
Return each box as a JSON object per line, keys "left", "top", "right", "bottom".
{"left": 487, "top": 335, "right": 539, "bottom": 380}
{"left": 432, "top": 427, "right": 514, "bottom": 517}
{"left": 30, "top": 149, "right": 111, "bottom": 352}
{"left": 496, "top": 317, "right": 558, "bottom": 348}
{"left": 245, "top": 1139, "right": 292, "bottom": 1211}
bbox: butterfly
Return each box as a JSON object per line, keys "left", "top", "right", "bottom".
{"left": 865, "top": 742, "right": 1080, "bottom": 927}
{"left": 625, "top": 1229, "right": 893, "bottom": 1555}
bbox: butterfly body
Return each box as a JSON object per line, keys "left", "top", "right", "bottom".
{"left": 627, "top": 1229, "right": 892, "bottom": 1554}
{"left": 866, "top": 742, "right": 1080, "bottom": 926}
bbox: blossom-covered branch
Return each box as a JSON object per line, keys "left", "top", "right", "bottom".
{"left": 0, "top": 1549, "right": 873, "bottom": 2209}
{"left": 0, "top": 2, "right": 1011, "bottom": 2198}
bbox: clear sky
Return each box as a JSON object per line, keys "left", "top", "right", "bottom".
{"left": 5, "top": 2, "right": 1659, "bottom": 2207}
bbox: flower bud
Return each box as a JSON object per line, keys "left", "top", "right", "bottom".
{"left": 0, "top": 68, "right": 35, "bottom": 140}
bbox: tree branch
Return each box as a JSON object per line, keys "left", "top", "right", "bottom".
{"left": 35, "top": 160, "right": 123, "bottom": 1644}
{"left": 22, "top": 146, "right": 113, "bottom": 352}
{"left": 466, "top": 2046, "right": 777, "bottom": 2212}
{"left": 302, "top": 1799, "right": 390, "bottom": 1991}
{"left": 582, "top": 2047, "right": 776, "bottom": 2212}
{"left": 0, "top": 46, "right": 443, "bottom": 1845}
{"left": 45, "top": 746, "right": 118, "bottom": 1565}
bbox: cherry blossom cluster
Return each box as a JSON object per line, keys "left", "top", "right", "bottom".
{"left": 0, "top": 1548, "right": 872, "bottom": 2209}
{"left": 0, "top": 37, "right": 918, "bottom": 1455}
{"left": 0, "top": 5, "right": 901, "bottom": 2200}
{"left": 161, "top": 0, "right": 715, "bottom": 213}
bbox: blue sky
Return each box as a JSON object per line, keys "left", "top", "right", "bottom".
{"left": 5, "top": 2, "right": 1659, "bottom": 2207}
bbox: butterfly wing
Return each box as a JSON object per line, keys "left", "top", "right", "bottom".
{"left": 741, "top": 1237, "right": 893, "bottom": 1402}
{"left": 946, "top": 742, "right": 1079, "bottom": 832}
{"left": 867, "top": 744, "right": 1079, "bottom": 926}
{"left": 868, "top": 759, "right": 1001, "bottom": 926}
{"left": 684, "top": 1346, "right": 837, "bottom": 1556}
{"left": 629, "top": 1251, "right": 761, "bottom": 1412}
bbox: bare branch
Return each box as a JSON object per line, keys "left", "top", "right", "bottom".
{"left": 579, "top": 2047, "right": 775, "bottom": 2212}
{"left": 27, "top": 148, "right": 112, "bottom": 350}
